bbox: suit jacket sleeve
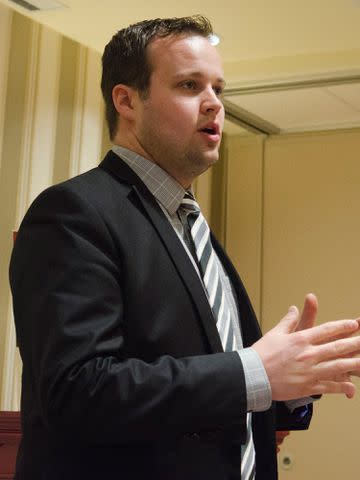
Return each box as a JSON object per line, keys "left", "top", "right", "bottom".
{"left": 10, "top": 181, "right": 249, "bottom": 444}
{"left": 275, "top": 401, "right": 313, "bottom": 431}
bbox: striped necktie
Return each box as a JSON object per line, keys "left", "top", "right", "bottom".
{"left": 180, "top": 193, "right": 256, "bottom": 480}
{"left": 181, "top": 193, "right": 235, "bottom": 349}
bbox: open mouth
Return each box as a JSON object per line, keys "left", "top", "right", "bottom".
{"left": 201, "top": 127, "right": 217, "bottom": 135}
{"left": 199, "top": 124, "right": 220, "bottom": 136}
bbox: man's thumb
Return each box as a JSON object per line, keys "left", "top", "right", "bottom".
{"left": 276, "top": 305, "right": 299, "bottom": 333}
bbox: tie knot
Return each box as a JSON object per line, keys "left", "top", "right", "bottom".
{"left": 180, "top": 193, "right": 200, "bottom": 216}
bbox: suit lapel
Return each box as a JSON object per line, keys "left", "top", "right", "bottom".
{"left": 99, "top": 151, "right": 223, "bottom": 353}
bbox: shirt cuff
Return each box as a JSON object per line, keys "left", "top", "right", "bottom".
{"left": 285, "top": 396, "right": 317, "bottom": 412}
{"left": 237, "top": 347, "right": 272, "bottom": 412}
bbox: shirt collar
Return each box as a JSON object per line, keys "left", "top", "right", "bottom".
{"left": 112, "top": 145, "right": 188, "bottom": 215}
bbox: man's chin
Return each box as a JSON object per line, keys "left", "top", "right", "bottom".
{"left": 184, "top": 148, "right": 220, "bottom": 179}
{"left": 193, "top": 154, "right": 219, "bottom": 178}
{"left": 202, "top": 149, "right": 220, "bottom": 167}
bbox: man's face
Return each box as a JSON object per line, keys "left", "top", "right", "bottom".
{"left": 132, "top": 34, "right": 225, "bottom": 188}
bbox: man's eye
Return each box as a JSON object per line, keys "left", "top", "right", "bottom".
{"left": 181, "top": 81, "right": 196, "bottom": 90}
{"left": 213, "top": 86, "right": 224, "bottom": 97}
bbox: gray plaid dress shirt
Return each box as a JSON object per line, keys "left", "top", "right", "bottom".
{"left": 112, "top": 145, "right": 272, "bottom": 412}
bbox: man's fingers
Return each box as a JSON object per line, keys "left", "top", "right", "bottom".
{"left": 332, "top": 373, "right": 351, "bottom": 383}
{"left": 296, "top": 293, "right": 318, "bottom": 332}
{"left": 305, "top": 319, "right": 360, "bottom": 345}
{"left": 312, "top": 380, "right": 356, "bottom": 398}
{"left": 315, "top": 357, "right": 360, "bottom": 381}
{"left": 274, "top": 305, "right": 299, "bottom": 334}
{"left": 313, "top": 336, "right": 360, "bottom": 362}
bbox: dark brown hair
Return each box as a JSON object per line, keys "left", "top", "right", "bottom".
{"left": 101, "top": 15, "right": 213, "bottom": 140}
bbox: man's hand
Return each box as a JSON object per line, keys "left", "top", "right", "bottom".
{"left": 276, "top": 431, "right": 290, "bottom": 453}
{"left": 252, "top": 294, "right": 360, "bottom": 401}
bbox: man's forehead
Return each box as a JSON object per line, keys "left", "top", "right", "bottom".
{"left": 147, "top": 34, "right": 224, "bottom": 75}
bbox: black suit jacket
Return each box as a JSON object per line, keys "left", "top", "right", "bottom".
{"left": 10, "top": 151, "right": 312, "bottom": 479}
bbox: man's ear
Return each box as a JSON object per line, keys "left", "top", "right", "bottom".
{"left": 112, "top": 84, "right": 137, "bottom": 121}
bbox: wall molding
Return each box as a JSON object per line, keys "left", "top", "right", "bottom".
{"left": 2, "top": 19, "right": 41, "bottom": 411}
{"left": 69, "top": 45, "right": 87, "bottom": 178}
{"left": 0, "top": 5, "right": 13, "bottom": 173}
{"left": 27, "top": 25, "right": 61, "bottom": 205}
{"left": 78, "top": 48, "right": 104, "bottom": 172}
{"left": 15, "top": 21, "right": 40, "bottom": 225}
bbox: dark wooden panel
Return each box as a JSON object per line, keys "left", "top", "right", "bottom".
{"left": 0, "top": 412, "right": 21, "bottom": 480}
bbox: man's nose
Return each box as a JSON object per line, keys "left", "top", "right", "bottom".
{"left": 201, "top": 88, "right": 223, "bottom": 115}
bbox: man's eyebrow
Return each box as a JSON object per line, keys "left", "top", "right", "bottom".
{"left": 173, "top": 72, "right": 226, "bottom": 85}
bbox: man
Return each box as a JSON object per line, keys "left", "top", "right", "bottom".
{"left": 10, "top": 15, "right": 360, "bottom": 480}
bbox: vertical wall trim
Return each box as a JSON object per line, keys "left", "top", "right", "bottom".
{"left": 224, "top": 134, "right": 265, "bottom": 320}
{"left": 193, "top": 168, "right": 213, "bottom": 220}
{"left": 210, "top": 135, "right": 228, "bottom": 244}
{"left": 0, "top": 5, "right": 13, "bottom": 173}
{"left": 0, "top": 11, "right": 31, "bottom": 410}
{"left": 101, "top": 117, "right": 113, "bottom": 157}
{"left": 15, "top": 22, "right": 40, "bottom": 226}
{"left": 52, "top": 36, "right": 76, "bottom": 185}
{"left": 78, "top": 48, "right": 104, "bottom": 172}
{"left": 258, "top": 136, "right": 266, "bottom": 325}
{"left": 27, "top": 26, "right": 61, "bottom": 205}
{"left": 2, "top": 20, "right": 41, "bottom": 410}
{"left": 69, "top": 45, "right": 87, "bottom": 178}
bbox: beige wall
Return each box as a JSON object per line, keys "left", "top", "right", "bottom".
{"left": 224, "top": 128, "right": 360, "bottom": 479}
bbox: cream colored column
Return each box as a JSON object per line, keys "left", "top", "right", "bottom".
{"left": 101, "top": 117, "right": 113, "bottom": 157}
{"left": 78, "top": 48, "right": 104, "bottom": 171}
{"left": 0, "top": 4, "right": 12, "bottom": 173}
{"left": 15, "top": 22, "right": 40, "bottom": 222}
{"left": 69, "top": 45, "right": 87, "bottom": 177}
{"left": 5, "top": 21, "right": 41, "bottom": 411}
{"left": 0, "top": 3, "right": 13, "bottom": 410}
{"left": 52, "top": 37, "right": 77, "bottom": 184}
{"left": 194, "top": 168, "right": 213, "bottom": 220}
{"left": 4, "top": 27, "right": 62, "bottom": 410}
{"left": 224, "top": 133, "right": 265, "bottom": 319}
{"left": 261, "top": 129, "right": 360, "bottom": 480}
{"left": 27, "top": 26, "right": 61, "bottom": 205}
{"left": 0, "top": 13, "right": 38, "bottom": 410}
{"left": 69, "top": 46, "right": 104, "bottom": 177}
